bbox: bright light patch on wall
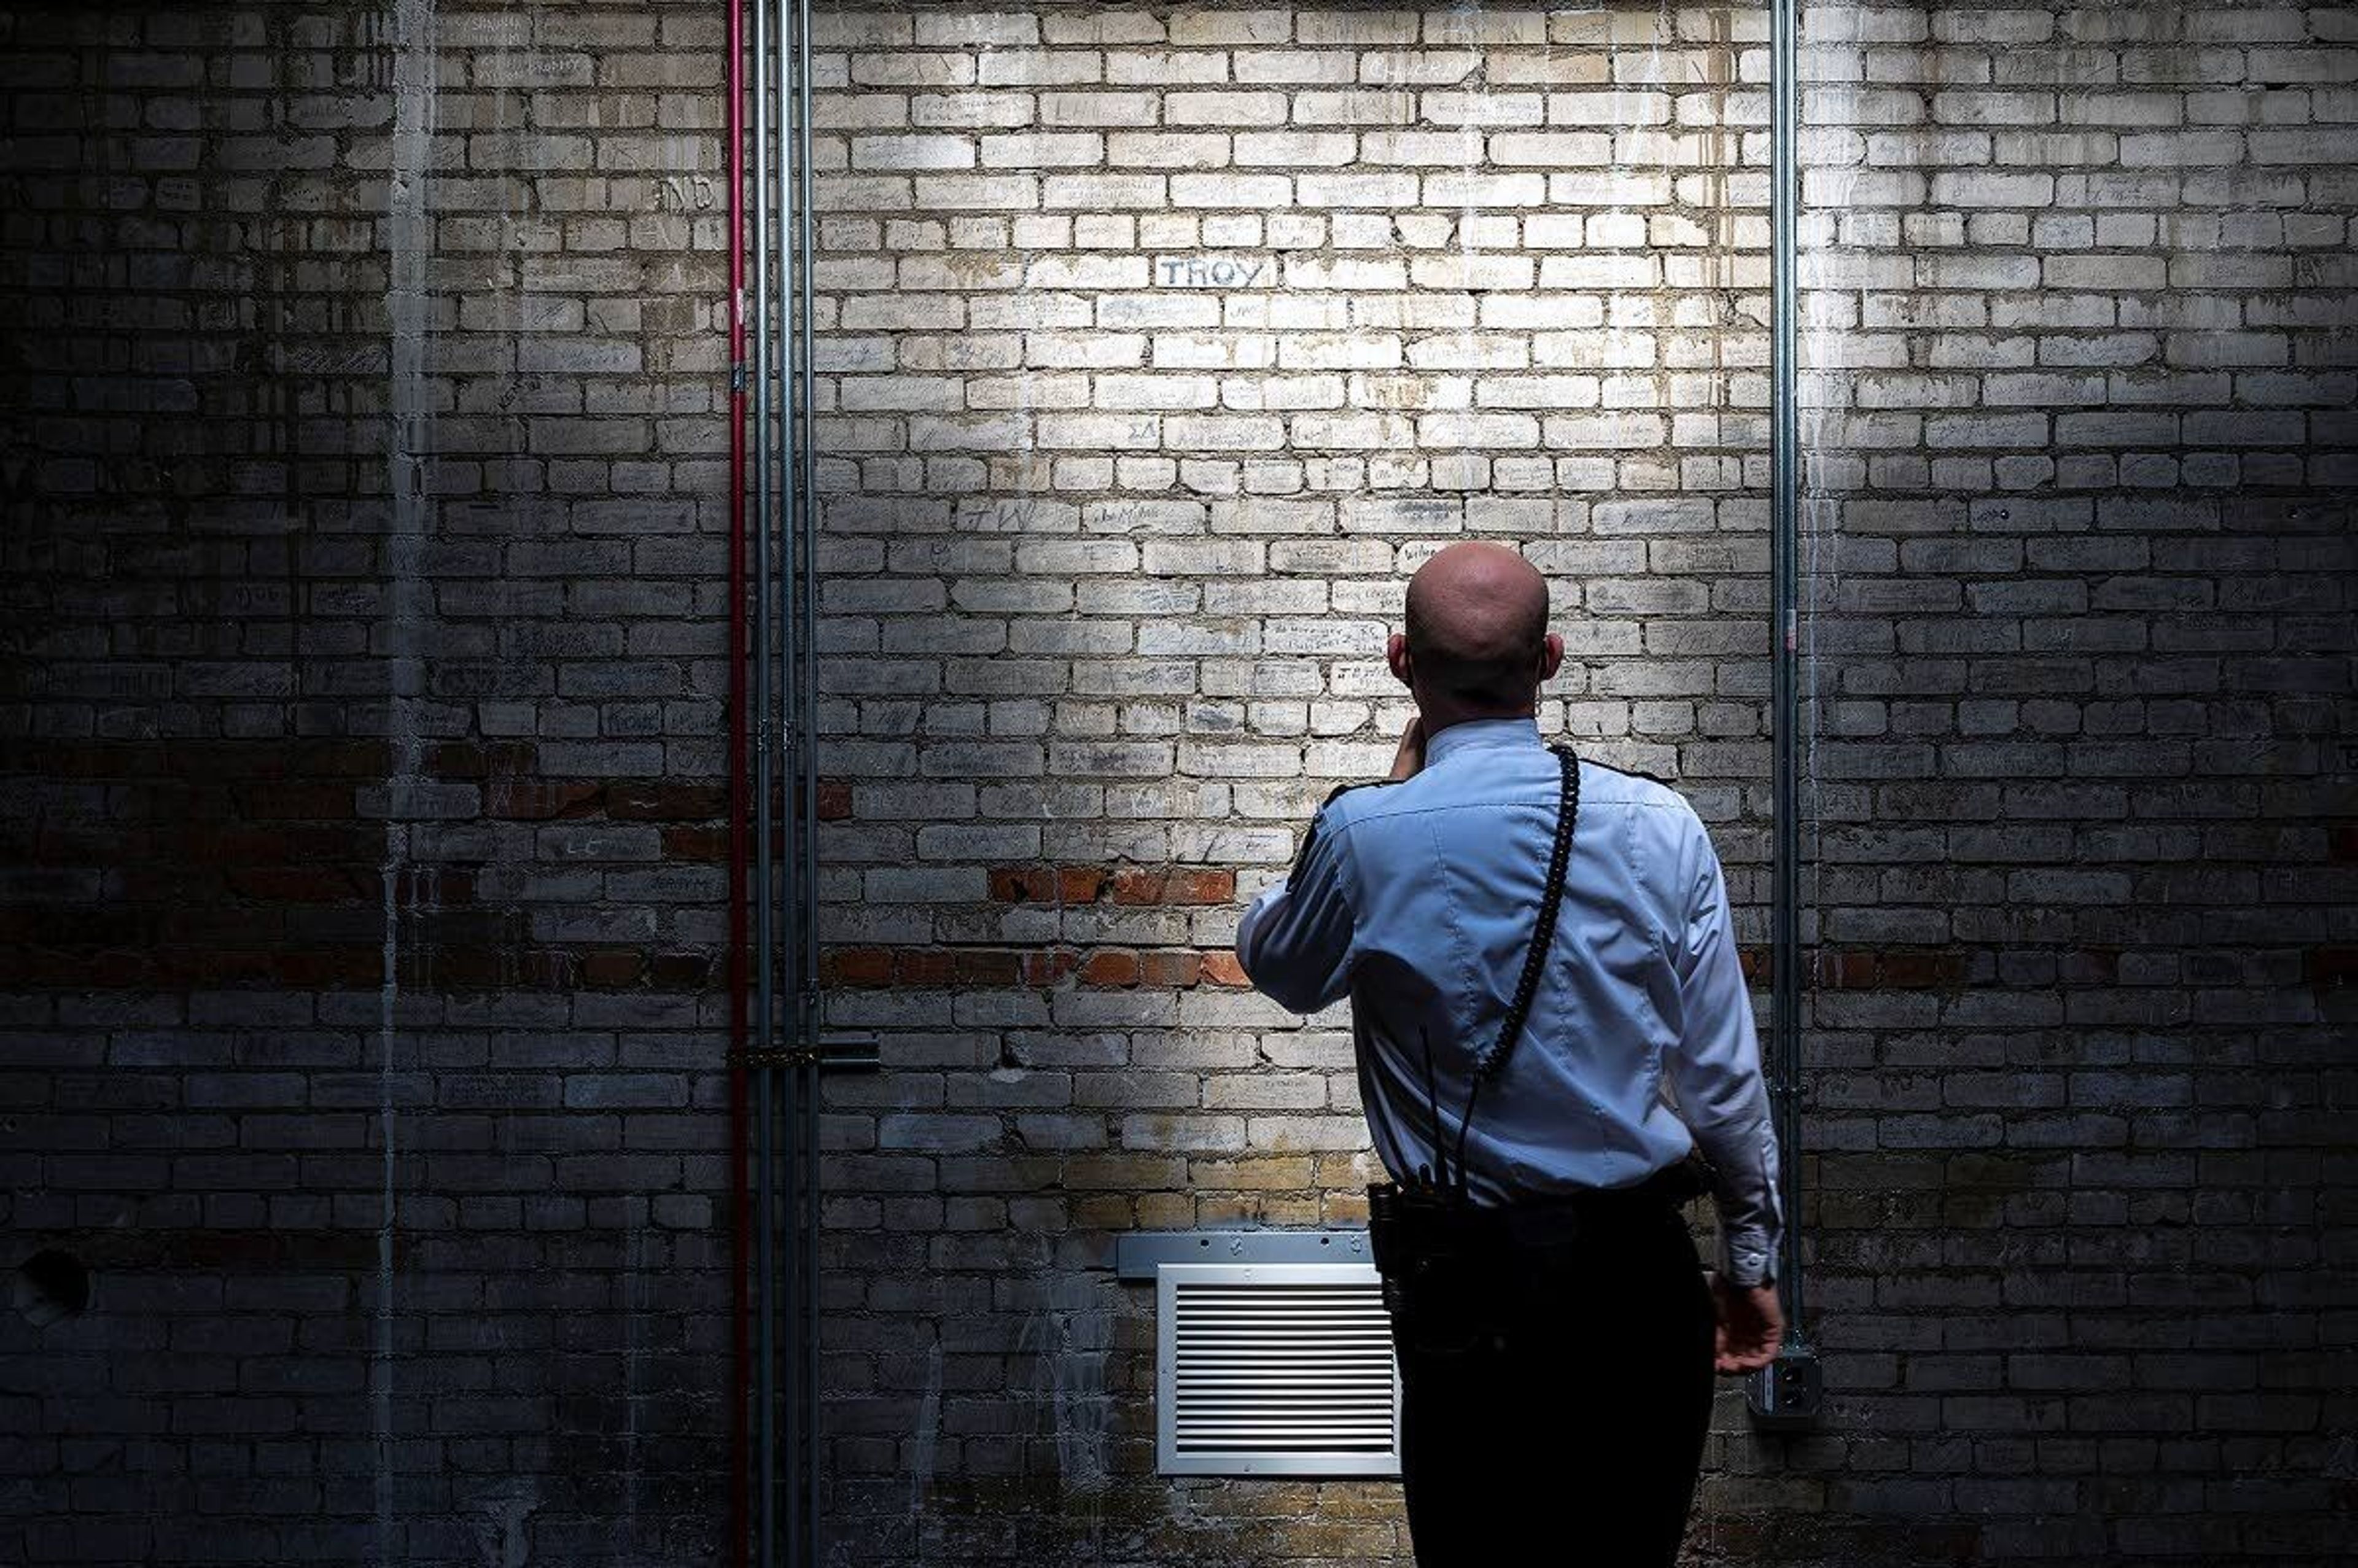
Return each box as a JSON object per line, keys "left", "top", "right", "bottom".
{"left": 1155, "top": 1262, "right": 1401, "bottom": 1478}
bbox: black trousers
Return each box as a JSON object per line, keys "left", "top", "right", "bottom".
{"left": 1384, "top": 1195, "right": 1717, "bottom": 1567}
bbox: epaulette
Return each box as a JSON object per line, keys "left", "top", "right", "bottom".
{"left": 1290, "top": 778, "right": 1391, "bottom": 890}
{"left": 1582, "top": 756, "right": 1678, "bottom": 790}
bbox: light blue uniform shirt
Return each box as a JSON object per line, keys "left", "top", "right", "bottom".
{"left": 1235, "top": 716, "right": 1784, "bottom": 1287}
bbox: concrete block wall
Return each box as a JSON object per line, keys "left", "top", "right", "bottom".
{"left": 1, "top": 3, "right": 2351, "bottom": 1566}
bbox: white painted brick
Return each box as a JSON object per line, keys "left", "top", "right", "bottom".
{"left": 1930, "top": 171, "right": 2058, "bottom": 208}
{"left": 1361, "top": 49, "right": 1482, "bottom": 87}
{"left": 1167, "top": 8, "right": 1291, "bottom": 47}
{"left": 1107, "top": 50, "right": 1231, "bottom": 87}
{"left": 1170, "top": 171, "right": 1293, "bottom": 207}
{"left": 979, "top": 50, "right": 1105, "bottom": 87}
{"left": 1420, "top": 90, "right": 1547, "bottom": 127}
{"left": 1234, "top": 130, "right": 1358, "bottom": 166}
{"left": 1165, "top": 90, "right": 1290, "bottom": 126}
{"left": 1408, "top": 254, "right": 1536, "bottom": 291}
{"left": 1488, "top": 131, "right": 1615, "bottom": 166}
{"left": 1232, "top": 48, "right": 1358, "bottom": 85}
{"left": 1038, "top": 90, "right": 1158, "bottom": 128}
{"left": 978, "top": 132, "right": 1103, "bottom": 169}
{"left": 912, "top": 13, "right": 1038, "bottom": 49}
{"left": 1490, "top": 51, "right": 1612, "bottom": 87}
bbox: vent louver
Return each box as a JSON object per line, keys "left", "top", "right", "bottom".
{"left": 1154, "top": 1262, "right": 1401, "bottom": 1477}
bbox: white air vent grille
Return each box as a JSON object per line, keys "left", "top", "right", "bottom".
{"left": 1154, "top": 1262, "right": 1401, "bottom": 1477}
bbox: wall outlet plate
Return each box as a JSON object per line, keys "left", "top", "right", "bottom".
{"left": 1745, "top": 1344, "right": 1822, "bottom": 1428}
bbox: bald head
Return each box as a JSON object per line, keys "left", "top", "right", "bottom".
{"left": 1391, "top": 542, "right": 1560, "bottom": 720}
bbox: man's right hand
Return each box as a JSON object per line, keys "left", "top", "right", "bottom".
{"left": 1711, "top": 1276, "right": 1784, "bottom": 1374}
{"left": 1387, "top": 715, "right": 1426, "bottom": 782}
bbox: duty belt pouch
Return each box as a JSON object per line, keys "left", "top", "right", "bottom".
{"left": 1367, "top": 1179, "right": 1493, "bottom": 1354}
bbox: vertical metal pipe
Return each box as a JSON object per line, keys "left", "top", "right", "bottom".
{"left": 723, "top": 0, "right": 751, "bottom": 1555}
{"left": 1769, "top": 0, "right": 1806, "bottom": 1336}
{"left": 793, "top": 0, "right": 823, "bottom": 1561}
{"left": 772, "top": 0, "right": 801, "bottom": 1561}
{"left": 748, "top": 0, "right": 775, "bottom": 1554}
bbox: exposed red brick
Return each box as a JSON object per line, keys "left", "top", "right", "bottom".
{"left": 1081, "top": 950, "right": 1140, "bottom": 986}
{"left": 1024, "top": 949, "right": 1080, "bottom": 986}
{"left": 1111, "top": 867, "right": 1234, "bottom": 904}
{"left": 661, "top": 825, "right": 727, "bottom": 862}
{"left": 825, "top": 949, "right": 895, "bottom": 988}
{"left": 955, "top": 949, "right": 1021, "bottom": 985}
{"left": 1880, "top": 950, "right": 1969, "bottom": 988}
{"left": 1815, "top": 949, "right": 1874, "bottom": 988}
{"left": 607, "top": 781, "right": 725, "bottom": 820}
{"left": 895, "top": 950, "right": 958, "bottom": 986}
{"left": 987, "top": 864, "right": 1111, "bottom": 903}
{"left": 802, "top": 942, "right": 1263, "bottom": 993}
{"left": 817, "top": 779, "right": 852, "bottom": 820}
{"left": 2332, "top": 825, "right": 2358, "bottom": 863}
{"left": 1815, "top": 947, "right": 1969, "bottom": 990}
{"left": 1200, "top": 951, "right": 1250, "bottom": 988}
{"left": 990, "top": 866, "right": 1058, "bottom": 902}
{"left": 1172, "top": 869, "right": 1235, "bottom": 904}
{"left": 1140, "top": 950, "right": 1201, "bottom": 987}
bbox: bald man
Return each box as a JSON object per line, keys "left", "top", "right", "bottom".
{"left": 1234, "top": 541, "right": 1785, "bottom": 1566}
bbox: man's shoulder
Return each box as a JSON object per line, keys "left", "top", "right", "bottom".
{"left": 1310, "top": 776, "right": 1399, "bottom": 832}
{"left": 1311, "top": 750, "right": 1700, "bottom": 836}
{"left": 1576, "top": 755, "right": 1698, "bottom": 818}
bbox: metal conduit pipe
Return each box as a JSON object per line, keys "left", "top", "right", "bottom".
{"left": 1753, "top": 0, "right": 1819, "bottom": 1427}
{"left": 739, "top": 0, "right": 826, "bottom": 1559}
{"left": 792, "top": 0, "right": 823, "bottom": 1555}
{"left": 749, "top": 0, "right": 776, "bottom": 1539}
{"left": 769, "top": 0, "right": 799, "bottom": 1548}
{"left": 775, "top": 0, "right": 807, "bottom": 1554}
{"left": 723, "top": 0, "right": 750, "bottom": 1556}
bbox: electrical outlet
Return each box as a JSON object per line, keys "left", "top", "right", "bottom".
{"left": 1745, "top": 1343, "right": 1822, "bottom": 1428}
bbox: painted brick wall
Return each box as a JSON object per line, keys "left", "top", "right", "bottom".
{"left": 1, "top": 4, "right": 2351, "bottom": 1567}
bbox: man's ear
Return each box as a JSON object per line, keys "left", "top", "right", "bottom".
{"left": 1387, "top": 632, "right": 1412, "bottom": 687}
{"left": 1539, "top": 632, "right": 1563, "bottom": 683}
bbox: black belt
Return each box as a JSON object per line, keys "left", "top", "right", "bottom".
{"left": 1367, "top": 1155, "right": 1710, "bottom": 1286}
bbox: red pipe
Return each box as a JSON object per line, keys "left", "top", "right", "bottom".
{"left": 723, "top": 0, "right": 750, "bottom": 1558}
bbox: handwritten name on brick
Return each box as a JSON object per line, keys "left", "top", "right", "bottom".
{"left": 1153, "top": 254, "right": 1274, "bottom": 289}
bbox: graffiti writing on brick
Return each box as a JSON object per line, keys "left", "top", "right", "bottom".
{"left": 1153, "top": 255, "right": 1273, "bottom": 289}
{"left": 652, "top": 174, "right": 718, "bottom": 211}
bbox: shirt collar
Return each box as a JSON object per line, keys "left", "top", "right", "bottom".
{"left": 1422, "top": 715, "right": 1543, "bottom": 769}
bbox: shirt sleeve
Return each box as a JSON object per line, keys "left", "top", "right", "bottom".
{"left": 1661, "top": 812, "right": 1784, "bottom": 1288}
{"left": 1234, "top": 809, "right": 1357, "bottom": 1015}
